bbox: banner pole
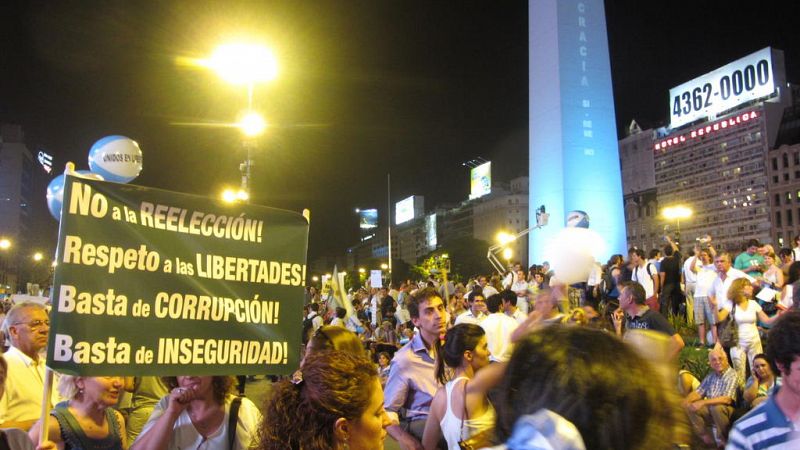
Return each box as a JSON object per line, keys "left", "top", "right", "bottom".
{"left": 38, "top": 368, "right": 54, "bottom": 444}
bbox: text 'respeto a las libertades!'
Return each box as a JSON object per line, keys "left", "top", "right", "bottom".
{"left": 52, "top": 180, "right": 305, "bottom": 368}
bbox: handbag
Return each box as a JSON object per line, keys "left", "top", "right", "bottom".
{"left": 457, "top": 380, "right": 494, "bottom": 450}
{"left": 717, "top": 302, "right": 738, "bottom": 347}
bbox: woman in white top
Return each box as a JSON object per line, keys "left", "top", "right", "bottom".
{"left": 760, "top": 251, "right": 784, "bottom": 289}
{"left": 421, "top": 324, "right": 505, "bottom": 450}
{"left": 718, "top": 278, "right": 781, "bottom": 383}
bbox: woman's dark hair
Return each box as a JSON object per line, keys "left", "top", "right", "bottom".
{"left": 766, "top": 311, "right": 800, "bottom": 376}
{"left": 607, "top": 254, "right": 623, "bottom": 267}
{"left": 256, "top": 351, "right": 377, "bottom": 450}
{"left": 495, "top": 326, "right": 678, "bottom": 450}
{"left": 435, "top": 324, "right": 485, "bottom": 384}
{"left": 307, "top": 325, "right": 365, "bottom": 357}
{"left": 335, "top": 307, "right": 346, "bottom": 319}
{"left": 787, "top": 261, "right": 800, "bottom": 285}
{"left": 161, "top": 376, "right": 236, "bottom": 405}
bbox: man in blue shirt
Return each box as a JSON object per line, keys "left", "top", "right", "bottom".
{"left": 384, "top": 287, "right": 447, "bottom": 450}
{"left": 728, "top": 312, "right": 800, "bottom": 449}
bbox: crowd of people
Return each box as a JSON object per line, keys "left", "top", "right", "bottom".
{"left": 3, "top": 234, "right": 800, "bottom": 449}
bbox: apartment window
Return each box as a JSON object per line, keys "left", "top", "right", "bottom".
{"left": 774, "top": 176, "right": 780, "bottom": 183}
{"left": 786, "top": 173, "right": 791, "bottom": 182}
{"left": 784, "top": 153, "right": 790, "bottom": 168}
{"left": 775, "top": 194, "right": 780, "bottom": 206}
{"left": 773, "top": 157, "right": 779, "bottom": 171}
{"left": 795, "top": 153, "right": 799, "bottom": 165}
{"left": 776, "top": 211, "right": 782, "bottom": 227}
{"left": 788, "top": 210, "right": 794, "bottom": 227}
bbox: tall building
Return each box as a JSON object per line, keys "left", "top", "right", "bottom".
{"left": 619, "top": 120, "right": 661, "bottom": 251}
{"left": 619, "top": 47, "right": 798, "bottom": 254}
{"left": 654, "top": 106, "right": 774, "bottom": 252}
{"left": 766, "top": 85, "right": 800, "bottom": 246}
{"left": 0, "top": 124, "right": 34, "bottom": 291}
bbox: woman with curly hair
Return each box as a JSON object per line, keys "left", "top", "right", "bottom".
{"left": 718, "top": 277, "right": 781, "bottom": 383}
{"left": 256, "top": 350, "right": 390, "bottom": 450}
{"left": 130, "top": 376, "right": 260, "bottom": 450}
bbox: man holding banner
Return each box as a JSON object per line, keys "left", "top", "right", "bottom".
{"left": 0, "top": 303, "right": 56, "bottom": 431}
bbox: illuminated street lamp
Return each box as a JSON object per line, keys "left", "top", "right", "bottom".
{"left": 358, "top": 268, "right": 366, "bottom": 274}
{"left": 502, "top": 247, "right": 513, "bottom": 264}
{"left": 311, "top": 275, "right": 319, "bottom": 282}
{"left": 204, "top": 43, "right": 278, "bottom": 86}
{"left": 33, "top": 252, "right": 43, "bottom": 262}
{"left": 0, "top": 238, "right": 10, "bottom": 250}
{"left": 496, "top": 231, "right": 516, "bottom": 245}
{"left": 380, "top": 263, "right": 389, "bottom": 270}
{"left": 662, "top": 205, "right": 693, "bottom": 245}
{"left": 238, "top": 111, "right": 266, "bottom": 137}
{"left": 202, "top": 42, "right": 277, "bottom": 202}
{"left": 221, "top": 188, "right": 249, "bottom": 203}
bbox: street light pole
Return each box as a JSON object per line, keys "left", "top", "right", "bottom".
{"left": 387, "top": 173, "right": 392, "bottom": 278}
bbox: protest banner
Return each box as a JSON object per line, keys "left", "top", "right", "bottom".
{"left": 46, "top": 176, "right": 309, "bottom": 376}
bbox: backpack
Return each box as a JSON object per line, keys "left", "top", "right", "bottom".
{"left": 302, "top": 313, "right": 316, "bottom": 344}
{"left": 599, "top": 267, "right": 616, "bottom": 300}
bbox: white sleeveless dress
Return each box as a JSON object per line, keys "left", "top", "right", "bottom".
{"left": 439, "top": 376, "right": 496, "bottom": 450}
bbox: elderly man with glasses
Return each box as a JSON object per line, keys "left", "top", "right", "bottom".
{"left": 0, "top": 302, "right": 53, "bottom": 430}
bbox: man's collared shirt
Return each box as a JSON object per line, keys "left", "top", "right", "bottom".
{"left": 383, "top": 333, "right": 438, "bottom": 423}
{"left": 454, "top": 310, "right": 485, "bottom": 325}
{"left": 728, "top": 389, "right": 800, "bottom": 449}
{"left": 709, "top": 268, "right": 754, "bottom": 306}
{"left": 506, "top": 308, "right": 527, "bottom": 324}
{"left": 698, "top": 367, "right": 738, "bottom": 401}
{"left": 0, "top": 345, "right": 49, "bottom": 424}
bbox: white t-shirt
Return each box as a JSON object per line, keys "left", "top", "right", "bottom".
{"left": 683, "top": 257, "right": 698, "bottom": 285}
{"left": 136, "top": 395, "right": 261, "bottom": 450}
{"left": 631, "top": 263, "right": 657, "bottom": 298}
{"left": 479, "top": 313, "right": 519, "bottom": 362}
{"left": 510, "top": 280, "right": 530, "bottom": 314}
{"left": 694, "top": 263, "right": 717, "bottom": 297}
{"left": 721, "top": 300, "right": 762, "bottom": 343}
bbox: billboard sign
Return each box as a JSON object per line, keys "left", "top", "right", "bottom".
{"left": 469, "top": 162, "right": 491, "bottom": 200}
{"left": 359, "top": 209, "right": 378, "bottom": 230}
{"left": 395, "top": 196, "right": 415, "bottom": 225}
{"left": 669, "top": 47, "right": 779, "bottom": 128}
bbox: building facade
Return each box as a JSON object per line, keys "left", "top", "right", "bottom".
{"left": 0, "top": 124, "right": 34, "bottom": 292}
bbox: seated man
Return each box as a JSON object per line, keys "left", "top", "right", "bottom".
{"left": 682, "top": 348, "right": 738, "bottom": 447}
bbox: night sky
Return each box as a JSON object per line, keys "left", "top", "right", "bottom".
{"left": 1, "top": 1, "right": 798, "bottom": 260}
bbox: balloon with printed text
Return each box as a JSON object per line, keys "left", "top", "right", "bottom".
{"left": 88, "top": 135, "right": 143, "bottom": 183}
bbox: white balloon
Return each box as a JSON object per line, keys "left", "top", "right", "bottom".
{"left": 542, "top": 227, "right": 607, "bottom": 285}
